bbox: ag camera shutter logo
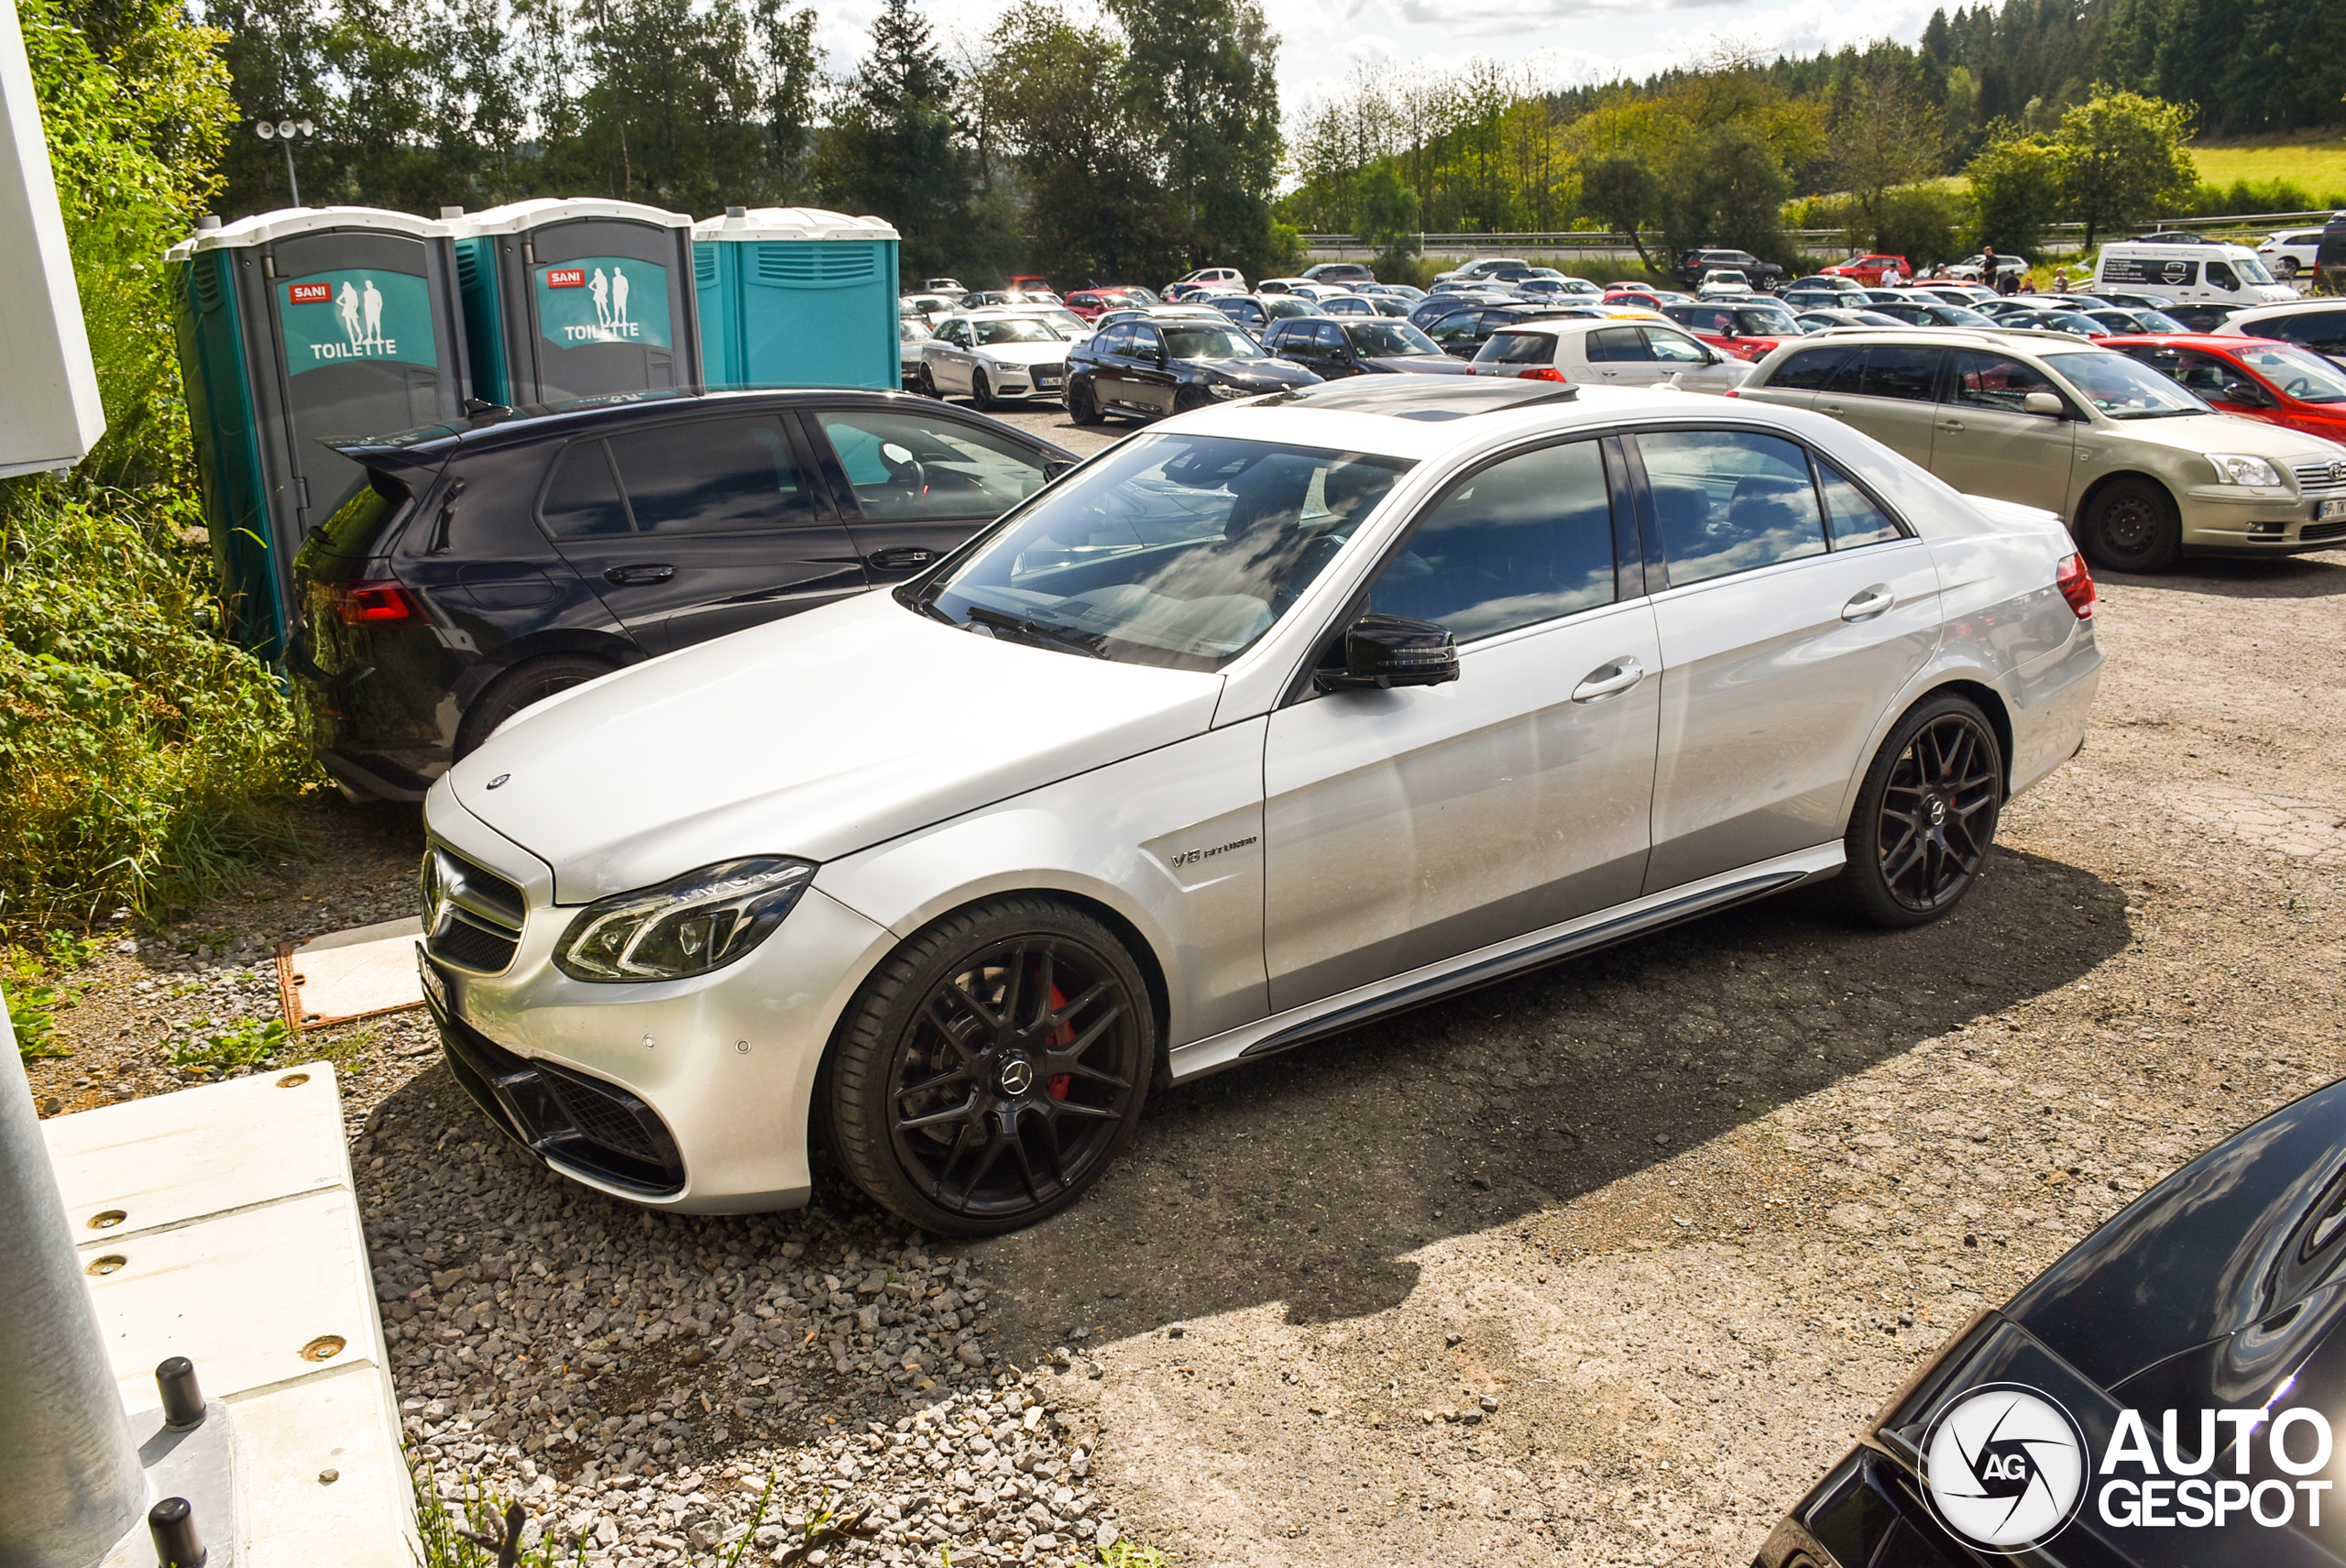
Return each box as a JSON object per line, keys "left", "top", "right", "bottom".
{"left": 1922, "top": 1383, "right": 2088, "bottom": 1551}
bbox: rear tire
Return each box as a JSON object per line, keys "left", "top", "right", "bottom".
{"left": 2275, "top": 257, "right": 2299, "bottom": 280}
{"left": 1067, "top": 378, "right": 1105, "bottom": 426}
{"left": 2076, "top": 476, "right": 2182, "bottom": 574}
{"left": 822, "top": 897, "right": 1154, "bottom": 1236}
{"left": 1841, "top": 694, "right": 2003, "bottom": 928}
{"left": 454, "top": 653, "right": 617, "bottom": 760}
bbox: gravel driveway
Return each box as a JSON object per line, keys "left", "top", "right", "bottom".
{"left": 23, "top": 400, "right": 2346, "bottom": 1565}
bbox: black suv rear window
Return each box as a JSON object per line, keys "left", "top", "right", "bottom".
{"left": 1769, "top": 346, "right": 1854, "bottom": 391}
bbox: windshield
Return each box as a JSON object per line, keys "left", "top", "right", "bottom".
{"left": 914, "top": 435, "right": 1414, "bottom": 670}
{"left": 2235, "top": 256, "right": 2277, "bottom": 285}
{"left": 1939, "top": 305, "right": 1999, "bottom": 327}
{"left": 1165, "top": 323, "right": 1264, "bottom": 359}
{"left": 1349, "top": 321, "right": 1441, "bottom": 356}
{"left": 1734, "top": 308, "right": 1798, "bottom": 334}
{"left": 2051, "top": 350, "right": 2214, "bottom": 419}
{"left": 2237, "top": 345, "right": 2346, "bottom": 403}
{"left": 973, "top": 319, "right": 1060, "bottom": 345}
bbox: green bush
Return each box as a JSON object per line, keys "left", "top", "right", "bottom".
{"left": 1, "top": 0, "right": 312, "bottom": 927}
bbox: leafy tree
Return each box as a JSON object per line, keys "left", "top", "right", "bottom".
{"left": 1829, "top": 56, "right": 1944, "bottom": 249}
{"left": 1662, "top": 123, "right": 1790, "bottom": 266}
{"left": 817, "top": 0, "right": 989, "bottom": 281}
{"left": 1104, "top": 0, "right": 1281, "bottom": 277}
{"left": 1579, "top": 153, "right": 1663, "bottom": 270}
{"left": 2050, "top": 84, "right": 2195, "bottom": 250}
{"left": 1966, "top": 123, "right": 2062, "bottom": 255}
{"left": 987, "top": 2, "right": 1171, "bottom": 283}
{"left": 1354, "top": 158, "right": 1420, "bottom": 277}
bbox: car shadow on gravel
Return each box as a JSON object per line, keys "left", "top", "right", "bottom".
{"left": 969, "top": 845, "right": 2131, "bottom": 1355}
{"left": 2098, "top": 551, "right": 2346, "bottom": 599}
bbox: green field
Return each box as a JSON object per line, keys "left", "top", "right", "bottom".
{"left": 2188, "top": 137, "right": 2346, "bottom": 203}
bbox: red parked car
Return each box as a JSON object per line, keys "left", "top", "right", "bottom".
{"left": 1602, "top": 284, "right": 1662, "bottom": 308}
{"left": 1661, "top": 300, "right": 1805, "bottom": 363}
{"left": 1064, "top": 288, "right": 1150, "bottom": 322}
{"left": 2101, "top": 333, "right": 2346, "bottom": 444}
{"left": 1821, "top": 253, "right": 1912, "bottom": 286}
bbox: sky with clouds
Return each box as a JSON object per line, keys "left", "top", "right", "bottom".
{"left": 811, "top": 0, "right": 1946, "bottom": 123}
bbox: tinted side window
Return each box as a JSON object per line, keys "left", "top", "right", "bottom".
{"left": 1093, "top": 324, "right": 1133, "bottom": 356}
{"left": 1949, "top": 350, "right": 2056, "bottom": 411}
{"left": 2267, "top": 312, "right": 2346, "bottom": 354}
{"left": 1770, "top": 346, "right": 1854, "bottom": 391}
{"left": 1822, "top": 350, "right": 1868, "bottom": 395}
{"left": 1638, "top": 430, "right": 1828, "bottom": 587}
{"left": 2206, "top": 261, "right": 2240, "bottom": 291}
{"left": 1586, "top": 327, "right": 1649, "bottom": 363}
{"left": 1859, "top": 345, "right": 1942, "bottom": 402}
{"left": 608, "top": 416, "right": 812, "bottom": 535}
{"left": 1814, "top": 456, "right": 1902, "bottom": 548}
{"left": 816, "top": 411, "right": 1047, "bottom": 522}
{"left": 540, "top": 440, "right": 630, "bottom": 538}
{"left": 1366, "top": 441, "right": 1616, "bottom": 641}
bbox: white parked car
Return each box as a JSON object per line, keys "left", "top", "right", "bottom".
{"left": 2255, "top": 226, "right": 2332, "bottom": 281}
{"left": 1698, "top": 269, "right": 1756, "bottom": 298}
{"left": 1468, "top": 317, "right": 1753, "bottom": 393}
{"left": 898, "top": 316, "right": 929, "bottom": 389}
{"left": 915, "top": 310, "right": 1083, "bottom": 407}
{"left": 419, "top": 376, "right": 2102, "bottom": 1233}
{"left": 2216, "top": 299, "right": 2346, "bottom": 367}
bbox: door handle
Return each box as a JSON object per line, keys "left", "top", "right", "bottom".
{"left": 1571, "top": 657, "right": 1645, "bottom": 703}
{"left": 1935, "top": 419, "right": 1965, "bottom": 433}
{"left": 869, "top": 546, "right": 938, "bottom": 569}
{"left": 1841, "top": 584, "right": 1894, "bottom": 621}
{"left": 1818, "top": 403, "right": 1845, "bottom": 415}
{"left": 604, "top": 564, "right": 675, "bottom": 586}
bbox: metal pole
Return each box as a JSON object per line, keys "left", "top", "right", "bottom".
{"left": 281, "top": 137, "right": 301, "bottom": 207}
{"left": 0, "top": 988, "right": 146, "bottom": 1568}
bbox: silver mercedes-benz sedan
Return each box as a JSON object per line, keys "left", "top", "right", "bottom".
{"left": 417, "top": 376, "right": 2101, "bottom": 1234}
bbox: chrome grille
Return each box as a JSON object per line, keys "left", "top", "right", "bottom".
{"left": 420, "top": 845, "right": 525, "bottom": 974}
{"left": 2294, "top": 460, "right": 2346, "bottom": 497}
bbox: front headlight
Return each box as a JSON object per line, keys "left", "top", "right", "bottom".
{"left": 990, "top": 358, "right": 1025, "bottom": 378}
{"left": 2207, "top": 453, "right": 2285, "bottom": 487}
{"left": 554, "top": 857, "right": 815, "bottom": 982}
{"left": 1208, "top": 381, "right": 1249, "bottom": 400}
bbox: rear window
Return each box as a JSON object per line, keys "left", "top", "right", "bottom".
{"left": 295, "top": 471, "right": 413, "bottom": 577}
{"left": 1767, "top": 346, "right": 1854, "bottom": 391}
{"left": 1476, "top": 331, "right": 1553, "bottom": 365}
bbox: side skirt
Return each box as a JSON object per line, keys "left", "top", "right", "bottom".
{"left": 1167, "top": 843, "right": 1845, "bottom": 1082}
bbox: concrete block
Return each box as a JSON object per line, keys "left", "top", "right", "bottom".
{"left": 47, "top": 1063, "right": 410, "bottom": 1568}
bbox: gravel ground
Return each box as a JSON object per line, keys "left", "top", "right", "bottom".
{"left": 16, "top": 415, "right": 2346, "bottom": 1565}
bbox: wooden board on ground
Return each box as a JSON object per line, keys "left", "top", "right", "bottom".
{"left": 277, "top": 916, "right": 425, "bottom": 1029}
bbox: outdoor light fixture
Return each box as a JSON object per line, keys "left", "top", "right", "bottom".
{"left": 254, "top": 116, "right": 319, "bottom": 205}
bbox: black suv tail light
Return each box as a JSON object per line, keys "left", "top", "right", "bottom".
{"left": 330, "top": 580, "right": 417, "bottom": 624}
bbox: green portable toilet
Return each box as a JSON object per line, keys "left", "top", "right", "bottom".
{"left": 446, "top": 198, "right": 700, "bottom": 406}
{"left": 694, "top": 206, "right": 902, "bottom": 390}
{"left": 168, "top": 206, "right": 469, "bottom": 659}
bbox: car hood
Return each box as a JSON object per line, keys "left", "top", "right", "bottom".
{"left": 2001, "top": 1076, "right": 2346, "bottom": 1394}
{"left": 1365, "top": 354, "right": 1473, "bottom": 375}
{"left": 441, "top": 592, "right": 1225, "bottom": 904}
{"left": 2097, "top": 409, "right": 2346, "bottom": 464}
{"left": 1191, "top": 357, "right": 1319, "bottom": 387}
{"left": 968, "top": 341, "right": 1079, "bottom": 365}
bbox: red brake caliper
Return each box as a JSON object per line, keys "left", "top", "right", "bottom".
{"left": 1045, "top": 984, "right": 1073, "bottom": 1100}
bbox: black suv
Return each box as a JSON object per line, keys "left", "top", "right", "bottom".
{"left": 1063, "top": 316, "right": 1320, "bottom": 423}
{"left": 1419, "top": 303, "right": 1590, "bottom": 358}
{"left": 293, "top": 389, "right": 1077, "bottom": 800}
{"left": 1260, "top": 316, "right": 1458, "bottom": 378}
{"left": 1301, "top": 261, "right": 1376, "bottom": 286}
{"left": 1674, "top": 247, "right": 1784, "bottom": 291}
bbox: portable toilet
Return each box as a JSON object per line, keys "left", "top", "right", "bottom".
{"left": 694, "top": 206, "right": 902, "bottom": 390}
{"left": 446, "top": 198, "right": 700, "bottom": 406}
{"left": 168, "top": 206, "right": 469, "bottom": 659}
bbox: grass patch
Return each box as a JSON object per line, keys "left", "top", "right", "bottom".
{"left": 170, "top": 1016, "right": 291, "bottom": 1071}
{"left": 2188, "top": 137, "right": 2346, "bottom": 203}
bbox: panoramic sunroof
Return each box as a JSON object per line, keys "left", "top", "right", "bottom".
{"left": 1257, "top": 377, "right": 1581, "bottom": 420}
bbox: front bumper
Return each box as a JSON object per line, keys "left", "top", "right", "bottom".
{"left": 418, "top": 790, "right": 893, "bottom": 1212}
{"left": 2177, "top": 487, "right": 2346, "bottom": 554}
{"left": 982, "top": 364, "right": 1067, "bottom": 400}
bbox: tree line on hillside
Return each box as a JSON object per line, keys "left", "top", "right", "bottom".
{"left": 1285, "top": 0, "right": 2342, "bottom": 270}
{"left": 199, "top": 0, "right": 1288, "bottom": 286}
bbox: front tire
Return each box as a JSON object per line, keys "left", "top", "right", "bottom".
{"left": 1842, "top": 694, "right": 2003, "bottom": 928}
{"left": 2275, "top": 257, "right": 2299, "bottom": 280}
{"left": 916, "top": 364, "right": 940, "bottom": 399}
{"left": 970, "top": 370, "right": 996, "bottom": 411}
{"left": 823, "top": 897, "right": 1154, "bottom": 1235}
{"left": 2076, "top": 476, "right": 2182, "bottom": 574}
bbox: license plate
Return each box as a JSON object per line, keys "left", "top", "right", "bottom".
{"left": 2320, "top": 499, "right": 2346, "bottom": 521}
{"left": 1037, "top": 377, "right": 1061, "bottom": 389}
{"left": 417, "top": 946, "right": 451, "bottom": 1017}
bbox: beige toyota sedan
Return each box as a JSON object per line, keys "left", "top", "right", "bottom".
{"left": 1737, "top": 327, "right": 2346, "bottom": 571}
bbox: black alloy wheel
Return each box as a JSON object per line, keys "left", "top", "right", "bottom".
{"left": 916, "top": 363, "right": 940, "bottom": 399}
{"left": 1067, "top": 377, "right": 1104, "bottom": 426}
{"left": 970, "top": 370, "right": 996, "bottom": 411}
{"left": 2077, "top": 476, "right": 2182, "bottom": 574}
{"left": 824, "top": 897, "right": 1153, "bottom": 1235}
{"left": 1842, "top": 695, "right": 2003, "bottom": 928}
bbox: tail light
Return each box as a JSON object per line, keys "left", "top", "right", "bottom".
{"left": 2055, "top": 553, "right": 2095, "bottom": 619}
{"left": 331, "top": 580, "right": 417, "bottom": 624}
{"left": 1521, "top": 367, "right": 1565, "bottom": 382}
{"left": 1723, "top": 388, "right": 1741, "bottom": 397}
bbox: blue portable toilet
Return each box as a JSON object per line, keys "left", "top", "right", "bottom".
{"left": 167, "top": 206, "right": 470, "bottom": 658}
{"left": 446, "top": 198, "right": 700, "bottom": 406}
{"left": 694, "top": 206, "right": 902, "bottom": 390}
